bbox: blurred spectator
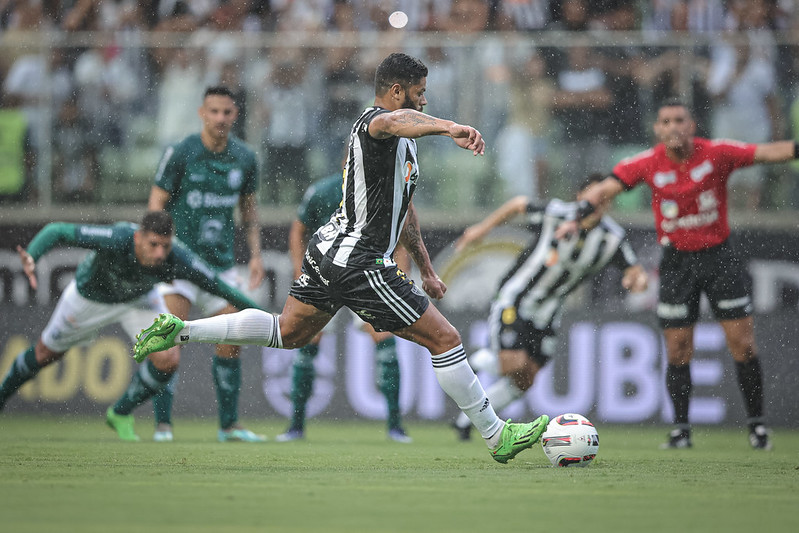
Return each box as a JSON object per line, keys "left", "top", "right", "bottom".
{"left": 548, "top": 0, "right": 596, "bottom": 30}
{"left": 706, "top": 0, "right": 781, "bottom": 209}
{"left": 260, "top": 51, "right": 314, "bottom": 205}
{"left": 551, "top": 41, "right": 613, "bottom": 194}
{"left": 73, "top": 40, "right": 142, "bottom": 148}
{"left": 495, "top": 47, "right": 555, "bottom": 200}
{"left": 596, "top": 2, "right": 647, "bottom": 164}
{"left": 52, "top": 96, "right": 98, "bottom": 203}
{"left": 319, "top": 3, "right": 369, "bottom": 165}
{"left": 642, "top": 0, "right": 727, "bottom": 33}
{"left": 153, "top": 45, "right": 207, "bottom": 147}
{"left": 0, "top": 98, "right": 34, "bottom": 203}
{"left": 497, "top": 0, "right": 552, "bottom": 31}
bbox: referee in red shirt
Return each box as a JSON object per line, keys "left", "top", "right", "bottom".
{"left": 558, "top": 98, "right": 797, "bottom": 450}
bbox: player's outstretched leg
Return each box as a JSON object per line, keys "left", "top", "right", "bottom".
{"left": 134, "top": 313, "right": 185, "bottom": 362}
{"left": 490, "top": 416, "right": 549, "bottom": 464}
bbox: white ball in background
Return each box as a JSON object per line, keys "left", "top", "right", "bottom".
{"left": 388, "top": 10, "right": 408, "bottom": 29}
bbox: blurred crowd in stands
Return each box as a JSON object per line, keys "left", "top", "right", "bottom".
{"left": 1, "top": 0, "right": 799, "bottom": 215}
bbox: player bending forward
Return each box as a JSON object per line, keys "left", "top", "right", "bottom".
{"left": 133, "top": 52, "right": 549, "bottom": 464}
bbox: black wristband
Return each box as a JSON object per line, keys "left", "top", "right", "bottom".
{"left": 794, "top": 141, "right": 799, "bottom": 159}
{"left": 576, "top": 200, "right": 596, "bottom": 220}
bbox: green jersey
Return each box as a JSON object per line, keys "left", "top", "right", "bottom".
{"left": 297, "top": 173, "right": 343, "bottom": 232}
{"left": 154, "top": 133, "right": 258, "bottom": 270}
{"left": 26, "top": 222, "right": 259, "bottom": 310}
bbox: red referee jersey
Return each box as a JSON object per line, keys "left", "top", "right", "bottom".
{"left": 612, "top": 137, "right": 756, "bottom": 251}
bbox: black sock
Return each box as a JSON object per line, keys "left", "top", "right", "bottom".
{"left": 0, "top": 346, "right": 40, "bottom": 409}
{"left": 735, "top": 358, "right": 764, "bottom": 427}
{"left": 113, "top": 360, "right": 173, "bottom": 415}
{"left": 666, "top": 363, "right": 692, "bottom": 425}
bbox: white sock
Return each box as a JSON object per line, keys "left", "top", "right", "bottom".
{"left": 431, "top": 345, "right": 503, "bottom": 442}
{"left": 455, "top": 376, "right": 524, "bottom": 430}
{"left": 183, "top": 309, "right": 282, "bottom": 348}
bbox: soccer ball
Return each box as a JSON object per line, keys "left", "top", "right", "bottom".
{"left": 541, "top": 413, "right": 599, "bottom": 467}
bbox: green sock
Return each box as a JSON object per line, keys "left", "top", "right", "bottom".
{"left": 114, "top": 360, "right": 173, "bottom": 415}
{"left": 375, "top": 338, "right": 401, "bottom": 430}
{"left": 0, "top": 346, "right": 40, "bottom": 409}
{"left": 152, "top": 372, "right": 178, "bottom": 425}
{"left": 213, "top": 356, "right": 241, "bottom": 431}
{"left": 289, "top": 344, "right": 318, "bottom": 431}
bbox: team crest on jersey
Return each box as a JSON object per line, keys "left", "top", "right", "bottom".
{"left": 228, "top": 168, "right": 243, "bottom": 189}
{"left": 660, "top": 200, "right": 679, "bottom": 219}
{"left": 186, "top": 189, "right": 203, "bottom": 209}
{"left": 501, "top": 306, "right": 517, "bottom": 325}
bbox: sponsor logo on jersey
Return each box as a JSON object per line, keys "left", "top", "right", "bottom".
{"left": 78, "top": 227, "right": 114, "bottom": 238}
{"left": 189, "top": 174, "right": 205, "bottom": 182}
{"left": 690, "top": 160, "right": 713, "bottom": 182}
{"left": 660, "top": 200, "right": 679, "bottom": 219}
{"left": 228, "top": 168, "right": 243, "bottom": 189}
{"left": 653, "top": 170, "right": 676, "bottom": 188}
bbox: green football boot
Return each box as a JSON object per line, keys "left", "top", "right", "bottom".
{"left": 133, "top": 313, "right": 185, "bottom": 363}
{"left": 106, "top": 406, "right": 141, "bottom": 442}
{"left": 490, "top": 415, "right": 549, "bottom": 464}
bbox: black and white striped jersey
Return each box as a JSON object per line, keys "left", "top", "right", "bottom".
{"left": 314, "top": 107, "right": 419, "bottom": 270}
{"left": 495, "top": 198, "right": 638, "bottom": 330}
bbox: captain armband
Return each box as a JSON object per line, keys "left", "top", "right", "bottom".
{"left": 794, "top": 141, "right": 799, "bottom": 160}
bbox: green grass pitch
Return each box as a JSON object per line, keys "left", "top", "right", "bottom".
{"left": 1, "top": 415, "right": 797, "bottom": 533}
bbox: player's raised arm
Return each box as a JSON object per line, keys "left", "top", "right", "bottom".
{"left": 753, "top": 140, "right": 797, "bottom": 164}
{"left": 456, "top": 196, "right": 529, "bottom": 252}
{"left": 555, "top": 177, "right": 622, "bottom": 239}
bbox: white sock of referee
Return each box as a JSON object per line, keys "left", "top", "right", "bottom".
{"left": 431, "top": 345, "right": 504, "bottom": 448}
{"left": 175, "top": 309, "right": 283, "bottom": 349}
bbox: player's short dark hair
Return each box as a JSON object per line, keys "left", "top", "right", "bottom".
{"left": 657, "top": 97, "right": 692, "bottom": 117}
{"left": 204, "top": 86, "right": 236, "bottom": 102}
{"left": 374, "top": 53, "right": 428, "bottom": 95}
{"left": 141, "top": 210, "right": 174, "bottom": 236}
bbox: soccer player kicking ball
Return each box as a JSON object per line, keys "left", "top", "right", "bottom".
{"left": 134, "top": 53, "right": 549, "bottom": 464}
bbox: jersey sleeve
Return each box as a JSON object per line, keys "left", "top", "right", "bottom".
{"left": 711, "top": 139, "right": 757, "bottom": 172}
{"left": 171, "top": 244, "right": 262, "bottom": 311}
{"left": 240, "top": 148, "right": 259, "bottom": 196}
{"left": 296, "top": 182, "right": 320, "bottom": 227}
{"left": 153, "top": 144, "right": 183, "bottom": 194}
{"left": 26, "top": 222, "right": 122, "bottom": 261}
{"left": 525, "top": 201, "right": 547, "bottom": 225}
{"left": 609, "top": 240, "right": 639, "bottom": 270}
{"left": 612, "top": 150, "right": 651, "bottom": 189}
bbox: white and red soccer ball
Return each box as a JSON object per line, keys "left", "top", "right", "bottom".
{"left": 541, "top": 413, "right": 599, "bottom": 467}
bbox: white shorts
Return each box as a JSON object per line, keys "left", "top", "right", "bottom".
{"left": 42, "top": 280, "right": 168, "bottom": 353}
{"left": 156, "top": 268, "right": 241, "bottom": 316}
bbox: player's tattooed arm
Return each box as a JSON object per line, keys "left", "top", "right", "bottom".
{"left": 400, "top": 201, "right": 446, "bottom": 299}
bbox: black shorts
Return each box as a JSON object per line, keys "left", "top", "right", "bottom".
{"left": 489, "top": 304, "right": 555, "bottom": 367}
{"left": 657, "top": 239, "right": 753, "bottom": 329}
{"left": 288, "top": 246, "right": 429, "bottom": 333}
